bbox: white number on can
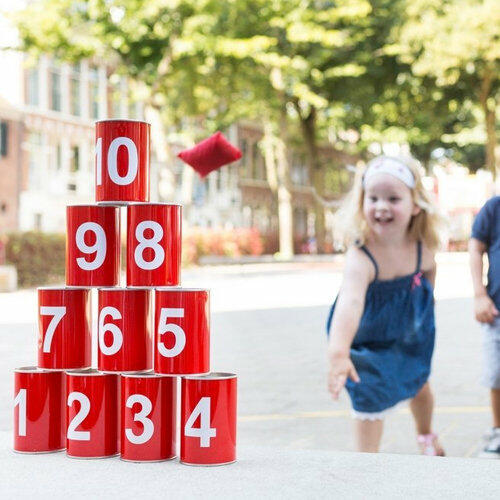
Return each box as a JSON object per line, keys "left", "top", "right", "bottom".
{"left": 96, "top": 136, "right": 138, "bottom": 186}
{"left": 67, "top": 392, "right": 91, "bottom": 441}
{"left": 134, "top": 221, "right": 165, "bottom": 270}
{"left": 76, "top": 222, "right": 106, "bottom": 271}
{"left": 40, "top": 306, "right": 66, "bottom": 353}
{"left": 158, "top": 308, "right": 186, "bottom": 358}
{"left": 184, "top": 397, "right": 216, "bottom": 448}
{"left": 98, "top": 306, "right": 123, "bottom": 356}
{"left": 14, "top": 388, "right": 27, "bottom": 437}
{"left": 125, "top": 394, "right": 154, "bottom": 445}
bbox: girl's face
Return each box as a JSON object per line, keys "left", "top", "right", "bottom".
{"left": 363, "top": 173, "right": 420, "bottom": 240}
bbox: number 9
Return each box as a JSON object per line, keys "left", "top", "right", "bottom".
{"left": 76, "top": 222, "right": 107, "bottom": 271}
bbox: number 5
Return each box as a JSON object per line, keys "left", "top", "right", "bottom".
{"left": 158, "top": 308, "right": 185, "bottom": 357}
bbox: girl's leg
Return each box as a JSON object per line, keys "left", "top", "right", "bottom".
{"left": 409, "top": 382, "right": 433, "bottom": 434}
{"left": 354, "top": 419, "right": 384, "bottom": 452}
{"left": 491, "top": 389, "right": 500, "bottom": 428}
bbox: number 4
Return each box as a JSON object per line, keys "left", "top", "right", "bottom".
{"left": 184, "top": 397, "right": 216, "bottom": 448}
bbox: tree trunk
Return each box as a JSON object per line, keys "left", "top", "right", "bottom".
{"left": 298, "top": 105, "right": 326, "bottom": 253}
{"left": 479, "top": 69, "right": 498, "bottom": 179}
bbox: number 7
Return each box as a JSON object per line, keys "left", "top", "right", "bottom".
{"left": 40, "top": 306, "right": 66, "bottom": 353}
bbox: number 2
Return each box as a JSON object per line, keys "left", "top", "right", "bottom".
{"left": 67, "top": 392, "right": 91, "bottom": 441}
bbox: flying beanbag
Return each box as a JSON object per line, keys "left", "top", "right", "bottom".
{"left": 177, "top": 132, "right": 242, "bottom": 178}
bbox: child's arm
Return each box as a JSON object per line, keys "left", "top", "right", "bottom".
{"left": 327, "top": 247, "right": 372, "bottom": 399}
{"left": 469, "top": 238, "right": 499, "bottom": 324}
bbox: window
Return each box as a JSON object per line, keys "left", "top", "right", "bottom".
{"left": 49, "top": 63, "right": 61, "bottom": 111}
{"left": 89, "top": 66, "right": 99, "bottom": 119}
{"left": 0, "top": 122, "right": 8, "bottom": 157}
{"left": 108, "top": 75, "right": 122, "bottom": 118}
{"left": 26, "top": 67, "right": 39, "bottom": 106}
{"left": 70, "top": 64, "right": 81, "bottom": 116}
{"left": 34, "top": 213, "right": 42, "bottom": 231}
{"left": 55, "top": 143, "right": 62, "bottom": 170}
{"left": 28, "top": 133, "right": 43, "bottom": 190}
{"left": 70, "top": 146, "right": 80, "bottom": 172}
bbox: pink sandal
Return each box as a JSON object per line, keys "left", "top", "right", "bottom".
{"left": 417, "top": 433, "right": 445, "bottom": 456}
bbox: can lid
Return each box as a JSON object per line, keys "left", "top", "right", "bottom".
{"left": 65, "top": 369, "right": 111, "bottom": 377}
{"left": 121, "top": 371, "right": 176, "bottom": 379}
{"left": 37, "top": 286, "right": 91, "bottom": 291}
{"left": 155, "top": 287, "right": 209, "bottom": 292}
{"left": 95, "top": 118, "right": 150, "bottom": 125}
{"left": 67, "top": 204, "right": 118, "bottom": 209}
{"left": 98, "top": 286, "right": 151, "bottom": 292}
{"left": 127, "top": 202, "right": 183, "bottom": 208}
{"left": 183, "top": 372, "right": 237, "bottom": 381}
{"left": 14, "top": 366, "right": 50, "bottom": 373}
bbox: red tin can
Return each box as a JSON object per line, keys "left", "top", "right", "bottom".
{"left": 180, "top": 373, "right": 237, "bottom": 466}
{"left": 95, "top": 119, "right": 150, "bottom": 204}
{"left": 37, "top": 287, "right": 91, "bottom": 370}
{"left": 97, "top": 288, "right": 152, "bottom": 373}
{"left": 154, "top": 288, "right": 210, "bottom": 375}
{"left": 13, "top": 367, "right": 65, "bottom": 453}
{"left": 66, "top": 369, "right": 119, "bottom": 458}
{"left": 126, "top": 203, "right": 182, "bottom": 287}
{"left": 120, "top": 373, "right": 177, "bottom": 462}
{"left": 66, "top": 205, "right": 120, "bottom": 287}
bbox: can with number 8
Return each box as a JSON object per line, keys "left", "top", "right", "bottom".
{"left": 181, "top": 373, "right": 237, "bottom": 466}
{"left": 66, "top": 205, "right": 120, "bottom": 287}
{"left": 13, "top": 367, "right": 65, "bottom": 453}
{"left": 95, "top": 119, "right": 150, "bottom": 204}
{"left": 37, "top": 287, "right": 91, "bottom": 370}
{"left": 66, "top": 369, "right": 119, "bottom": 459}
{"left": 120, "top": 373, "right": 177, "bottom": 462}
{"left": 97, "top": 288, "right": 152, "bottom": 373}
{"left": 126, "top": 203, "right": 182, "bottom": 287}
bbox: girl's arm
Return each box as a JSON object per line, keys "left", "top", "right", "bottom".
{"left": 327, "top": 247, "right": 372, "bottom": 399}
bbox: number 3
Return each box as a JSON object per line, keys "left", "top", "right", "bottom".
{"left": 125, "top": 394, "right": 154, "bottom": 445}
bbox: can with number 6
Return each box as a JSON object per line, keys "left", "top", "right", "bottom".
{"left": 37, "top": 287, "right": 91, "bottom": 370}
{"left": 154, "top": 288, "right": 210, "bottom": 375}
{"left": 66, "top": 205, "right": 120, "bottom": 287}
{"left": 95, "top": 119, "right": 150, "bottom": 204}
{"left": 120, "top": 373, "right": 177, "bottom": 462}
{"left": 13, "top": 367, "right": 65, "bottom": 453}
{"left": 126, "top": 203, "right": 182, "bottom": 287}
{"left": 180, "top": 373, "right": 237, "bottom": 466}
{"left": 97, "top": 288, "right": 152, "bottom": 373}
{"left": 66, "top": 369, "right": 119, "bottom": 459}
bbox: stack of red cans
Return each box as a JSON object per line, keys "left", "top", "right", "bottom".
{"left": 13, "top": 119, "right": 237, "bottom": 466}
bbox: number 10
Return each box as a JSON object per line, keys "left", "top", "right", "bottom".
{"left": 96, "top": 137, "right": 138, "bottom": 186}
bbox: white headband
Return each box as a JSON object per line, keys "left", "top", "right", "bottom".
{"left": 363, "top": 156, "right": 416, "bottom": 189}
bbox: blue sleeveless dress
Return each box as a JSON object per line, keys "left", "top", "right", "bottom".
{"left": 326, "top": 242, "right": 435, "bottom": 413}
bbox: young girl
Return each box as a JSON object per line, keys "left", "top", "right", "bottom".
{"left": 326, "top": 155, "right": 445, "bottom": 455}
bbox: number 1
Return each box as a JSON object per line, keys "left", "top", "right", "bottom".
{"left": 14, "top": 389, "right": 26, "bottom": 436}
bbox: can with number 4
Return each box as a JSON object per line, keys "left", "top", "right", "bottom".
{"left": 120, "top": 373, "right": 177, "bottom": 462}
{"left": 126, "top": 203, "right": 182, "bottom": 287}
{"left": 180, "top": 373, "right": 237, "bottom": 466}
{"left": 66, "top": 205, "right": 120, "bottom": 287}
{"left": 95, "top": 119, "right": 150, "bottom": 204}
{"left": 97, "top": 288, "right": 152, "bottom": 373}
{"left": 66, "top": 369, "right": 119, "bottom": 459}
{"left": 37, "top": 287, "right": 91, "bottom": 370}
{"left": 154, "top": 288, "right": 210, "bottom": 375}
{"left": 13, "top": 367, "right": 65, "bottom": 453}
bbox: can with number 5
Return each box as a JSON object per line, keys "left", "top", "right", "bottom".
{"left": 180, "top": 373, "right": 237, "bottom": 466}
{"left": 120, "top": 373, "right": 177, "bottom": 462}
{"left": 95, "top": 119, "right": 150, "bottom": 204}
{"left": 126, "top": 203, "right": 182, "bottom": 287}
{"left": 66, "top": 205, "right": 120, "bottom": 287}
{"left": 37, "top": 287, "right": 91, "bottom": 370}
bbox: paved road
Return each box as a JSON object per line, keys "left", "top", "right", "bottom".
{"left": 0, "top": 253, "right": 492, "bottom": 458}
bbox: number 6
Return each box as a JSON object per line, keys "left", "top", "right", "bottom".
{"left": 98, "top": 306, "right": 123, "bottom": 355}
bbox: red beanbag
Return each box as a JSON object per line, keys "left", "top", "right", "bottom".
{"left": 177, "top": 132, "right": 242, "bottom": 178}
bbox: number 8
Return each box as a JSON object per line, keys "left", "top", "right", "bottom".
{"left": 135, "top": 221, "right": 165, "bottom": 270}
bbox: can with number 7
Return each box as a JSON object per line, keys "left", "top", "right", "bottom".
{"left": 126, "top": 203, "right": 182, "bottom": 287}
{"left": 37, "top": 287, "right": 91, "bottom": 370}
{"left": 180, "top": 373, "right": 237, "bottom": 466}
{"left": 154, "top": 288, "right": 210, "bottom": 375}
{"left": 120, "top": 373, "right": 177, "bottom": 462}
{"left": 66, "top": 205, "right": 120, "bottom": 287}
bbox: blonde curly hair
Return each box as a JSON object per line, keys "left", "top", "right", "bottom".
{"left": 333, "top": 156, "right": 445, "bottom": 251}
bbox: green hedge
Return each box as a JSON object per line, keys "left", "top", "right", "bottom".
{"left": 6, "top": 232, "right": 66, "bottom": 287}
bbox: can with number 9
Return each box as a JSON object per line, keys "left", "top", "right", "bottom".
{"left": 66, "top": 205, "right": 120, "bottom": 287}
{"left": 95, "top": 119, "right": 150, "bottom": 204}
{"left": 120, "top": 373, "right": 177, "bottom": 462}
{"left": 126, "top": 203, "right": 182, "bottom": 287}
{"left": 181, "top": 373, "right": 237, "bottom": 466}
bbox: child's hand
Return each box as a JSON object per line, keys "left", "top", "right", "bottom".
{"left": 327, "top": 351, "right": 360, "bottom": 400}
{"left": 474, "top": 293, "right": 499, "bottom": 324}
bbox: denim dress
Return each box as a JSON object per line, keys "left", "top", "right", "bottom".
{"left": 326, "top": 242, "right": 435, "bottom": 413}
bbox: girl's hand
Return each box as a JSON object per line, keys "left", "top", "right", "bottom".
{"left": 474, "top": 293, "right": 499, "bottom": 324}
{"left": 328, "top": 352, "right": 360, "bottom": 400}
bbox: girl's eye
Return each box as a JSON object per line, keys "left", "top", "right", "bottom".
{"left": 369, "top": 196, "right": 377, "bottom": 202}
{"left": 389, "top": 197, "right": 400, "bottom": 202}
